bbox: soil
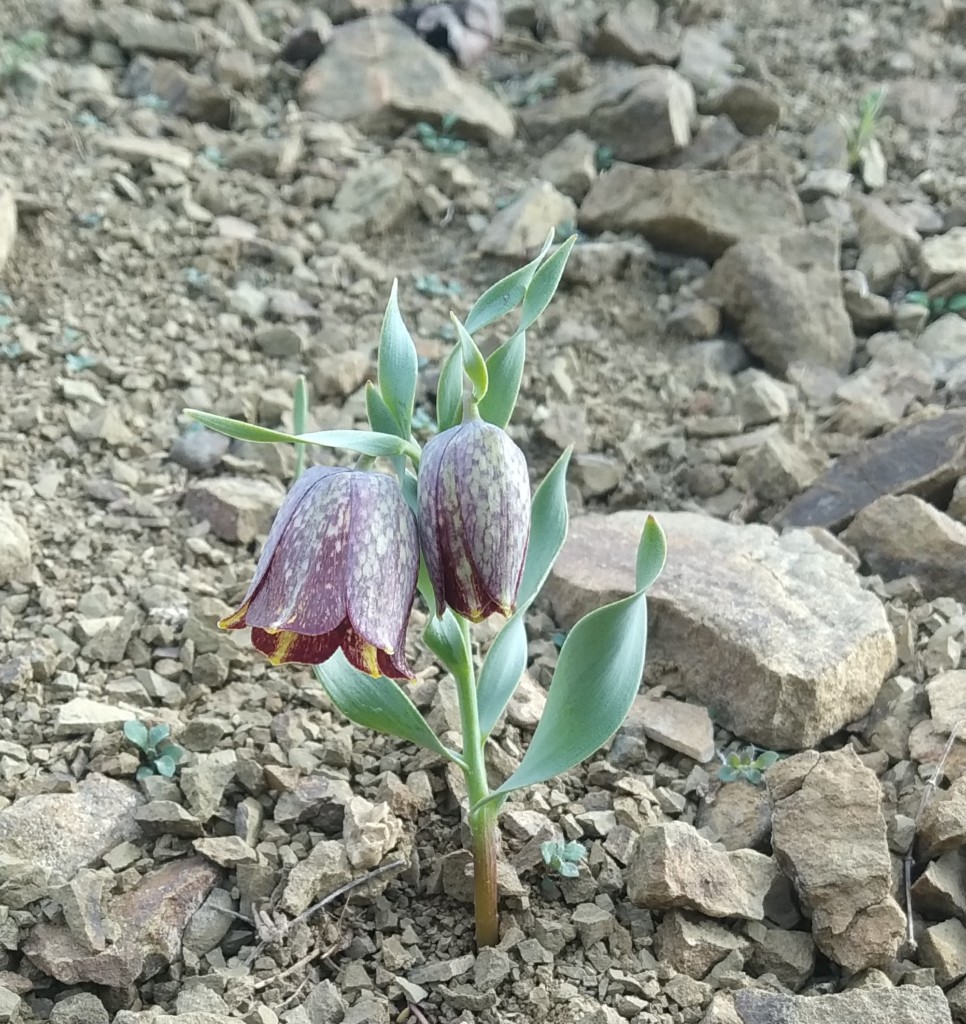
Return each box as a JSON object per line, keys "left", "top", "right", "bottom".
{"left": 2, "top": 0, "right": 966, "bottom": 1022}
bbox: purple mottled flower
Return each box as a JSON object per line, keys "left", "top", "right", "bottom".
{"left": 219, "top": 467, "right": 419, "bottom": 679}
{"left": 418, "top": 419, "right": 530, "bottom": 622}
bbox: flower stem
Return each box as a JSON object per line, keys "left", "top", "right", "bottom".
{"left": 453, "top": 614, "right": 500, "bottom": 948}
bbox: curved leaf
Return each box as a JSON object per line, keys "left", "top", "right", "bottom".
{"left": 518, "top": 447, "right": 571, "bottom": 608}
{"left": 366, "top": 383, "right": 399, "bottom": 436}
{"left": 295, "top": 429, "right": 420, "bottom": 460}
{"left": 476, "top": 449, "right": 572, "bottom": 736}
{"left": 477, "top": 612, "right": 528, "bottom": 738}
{"left": 155, "top": 754, "right": 177, "bottom": 778}
{"left": 478, "top": 331, "right": 525, "bottom": 429}
{"left": 436, "top": 344, "right": 464, "bottom": 432}
{"left": 635, "top": 515, "right": 667, "bottom": 592}
{"left": 451, "top": 315, "right": 488, "bottom": 403}
{"left": 314, "top": 654, "right": 460, "bottom": 764}
{"left": 123, "top": 720, "right": 148, "bottom": 749}
{"left": 378, "top": 280, "right": 418, "bottom": 437}
{"left": 479, "top": 590, "right": 648, "bottom": 807}
{"left": 147, "top": 723, "right": 170, "bottom": 748}
{"left": 464, "top": 231, "right": 555, "bottom": 334}
{"left": 423, "top": 607, "right": 472, "bottom": 681}
{"left": 518, "top": 236, "right": 576, "bottom": 334}
{"left": 184, "top": 410, "right": 305, "bottom": 446}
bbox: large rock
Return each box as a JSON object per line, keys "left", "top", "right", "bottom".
{"left": 734, "top": 986, "right": 951, "bottom": 1024}
{"left": 767, "top": 749, "right": 905, "bottom": 972}
{"left": 0, "top": 184, "right": 15, "bottom": 276}
{"left": 183, "top": 477, "right": 286, "bottom": 544}
{"left": 0, "top": 777, "right": 141, "bottom": 908}
{"left": 776, "top": 410, "right": 966, "bottom": 531}
{"left": 920, "top": 227, "right": 966, "bottom": 287}
{"left": 626, "top": 821, "right": 777, "bottom": 920}
{"left": 479, "top": 182, "right": 577, "bottom": 259}
{"left": 298, "top": 17, "right": 514, "bottom": 142}
{"left": 704, "top": 225, "right": 855, "bottom": 375}
{"left": 842, "top": 494, "right": 966, "bottom": 600}
{"left": 579, "top": 166, "right": 803, "bottom": 261}
{"left": 0, "top": 503, "right": 31, "bottom": 584}
{"left": 546, "top": 511, "right": 895, "bottom": 750}
{"left": 520, "top": 67, "right": 695, "bottom": 164}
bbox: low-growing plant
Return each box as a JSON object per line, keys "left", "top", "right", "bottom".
{"left": 123, "top": 721, "right": 185, "bottom": 780}
{"left": 540, "top": 838, "right": 587, "bottom": 879}
{"left": 717, "top": 746, "right": 779, "bottom": 785}
{"left": 0, "top": 30, "right": 45, "bottom": 84}
{"left": 185, "top": 232, "right": 666, "bottom": 947}
{"left": 904, "top": 290, "right": 966, "bottom": 323}
{"left": 844, "top": 89, "right": 885, "bottom": 176}
{"left": 416, "top": 113, "right": 468, "bottom": 155}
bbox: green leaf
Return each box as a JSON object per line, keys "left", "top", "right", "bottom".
{"left": 185, "top": 410, "right": 305, "bottom": 446}
{"left": 378, "top": 280, "right": 418, "bottom": 437}
{"left": 563, "top": 840, "right": 586, "bottom": 861}
{"left": 949, "top": 294, "right": 966, "bottom": 314}
{"left": 136, "top": 765, "right": 155, "bottom": 781}
{"left": 727, "top": 753, "right": 742, "bottom": 768}
{"left": 904, "top": 291, "right": 930, "bottom": 307}
{"left": 451, "top": 315, "right": 488, "bottom": 402}
{"left": 436, "top": 344, "right": 464, "bottom": 432}
{"left": 477, "top": 613, "right": 528, "bottom": 739}
{"left": 518, "top": 236, "right": 576, "bottom": 334}
{"left": 518, "top": 448, "right": 571, "bottom": 609}
{"left": 635, "top": 515, "right": 667, "bottom": 591}
{"left": 366, "top": 382, "right": 400, "bottom": 435}
{"left": 147, "top": 724, "right": 170, "bottom": 748}
{"left": 292, "top": 376, "right": 308, "bottom": 436}
{"left": 540, "top": 840, "right": 561, "bottom": 864}
{"left": 755, "top": 750, "right": 780, "bottom": 770}
{"left": 295, "top": 429, "right": 420, "bottom": 460}
{"left": 477, "top": 449, "right": 572, "bottom": 737}
{"left": 123, "top": 720, "right": 148, "bottom": 750}
{"left": 154, "top": 754, "right": 177, "bottom": 778}
{"left": 481, "top": 589, "right": 648, "bottom": 806}
{"left": 560, "top": 862, "right": 580, "bottom": 878}
{"left": 163, "top": 744, "right": 186, "bottom": 764}
{"left": 464, "top": 232, "right": 555, "bottom": 334}
{"left": 744, "top": 768, "right": 763, "bottom": 785}
{"left": 477, "top": 331, "right": 525, "bottom": 429}
{"left": 423, "top": 608, "right": 472, "bottom": 681}
{"left": 314, "top": 653, "right": 460, "bottom": 764}
{"left": 717, "top": 765, "right": 740, "bottom": 782}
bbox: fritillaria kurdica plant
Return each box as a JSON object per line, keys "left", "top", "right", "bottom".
{"left": 186, "top": 233, "right": 666, "bottom": 948}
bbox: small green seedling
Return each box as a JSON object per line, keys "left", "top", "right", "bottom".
{"left": 123, "top": 721, "right": 185, "bottom": 781}
{"left": 718, "top": 747, "right": 779, "bottom": 785}
{"left": 595, "top": 145, "right": 615, "bottom": 172}
{"left": 541, "top": 839, "right": 587, "bottom": 879}
{"left": 0, "top": 30, "right": 46, "bottom": 83}
{"left": 416, "top": 113, "right": 468, "bottom": 155}
{"left": 846, "top": 87, "right": 885, "bottom": 166}
{"left": 905, "top": 291, "right": 966, "bottom": 323}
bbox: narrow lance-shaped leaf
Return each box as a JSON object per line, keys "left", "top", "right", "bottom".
{"left": 477, "top": 330, "right": 525, "bottom": 429}
{"left": 451, "top": 315, "right": 487, "bottom": 402}
{"left": 292, "top": 375, "right": 309, "bottom": 481}
{"left": 518, "top": 236, "right": 576, "bottom": 334}
{"left": 464, "top": 230, "right": 555, "bottom": 334}
{"left": 378, "top": 279, "right": 419, "bottom": 438}
{"left": 294, "top": 429, "right": 420, "bottom": 460}
{"left": 366, "top": 382, "right": 398, "bottom": 436}
{"left": 436, "top": 343, "right": 464, "bottom": 432}
{"left": 314, "top": 654, "right": 461, "bottom": 765}
{"left": 185, "top": 410, "right": 309, "bottom": 446}
{"left": 477, "top": 589, "right": 649, "bottom": 808}
{"left": 636, "top": 514, "right": 667, "bottom": 592}
{"left": 477, "top": 448, "right": 572, "bottom": 737}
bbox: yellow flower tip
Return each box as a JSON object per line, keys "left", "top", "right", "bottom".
{"left": 218, "top": 603, "right": 250, "bottom": 630}
{"left": 361, "top": 643, "right": 381, "bottom": 678}
{"left": 266, "top": 630, "right": 297, "bottom": 666}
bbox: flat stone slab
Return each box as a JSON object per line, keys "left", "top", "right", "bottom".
{"left": 735, "top": 984, "right": 951, "bottom": 1024}
{"left": 776, "top": 410, "right": 966, "bottom": 532}
{"left": 546, "top": 510, "right": 896, "bottom": 750}
{"left": 579, "top": 165, "right": 803, "bottom": 261}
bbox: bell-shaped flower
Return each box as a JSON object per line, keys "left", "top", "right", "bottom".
{"left": 418, "top": 418, "right": 530, "bottom": 622}
{"left": 219, "top": 467, "right": 419, "bottom": 679}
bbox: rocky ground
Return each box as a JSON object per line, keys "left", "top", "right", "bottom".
{"left": 3, "top": 0, "right": 966, "bottom": 1021}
